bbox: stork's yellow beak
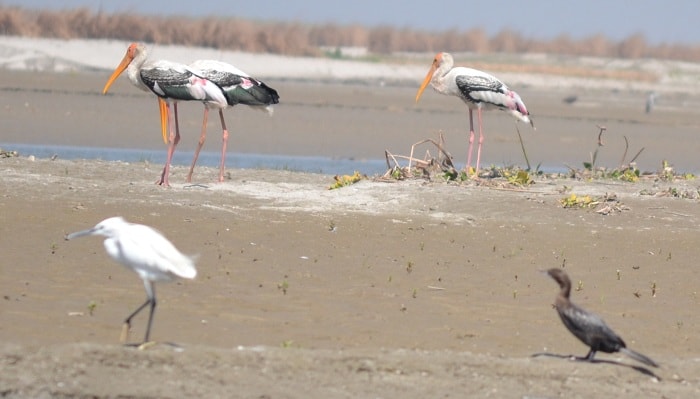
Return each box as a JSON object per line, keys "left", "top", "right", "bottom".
{"left": 102, "top": 45, "right": 136, "bottom": 95}
{"left": 415, "top": 60, "right": 438, "bottom": 103}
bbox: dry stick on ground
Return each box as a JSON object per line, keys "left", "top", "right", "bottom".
{"left": 619, "top": 135, "right": 645, "bottom": 169}
{"left": 515, "top": 124, "right": 532, "bottom": 171}
{"left": 408, "top": 134, "right": 455, "bottom": 173}
{"left": 384, "top": 150, "right": 435, "bottom": 179}
{"left": 384, "top": 151, "right": 431, "bottom": 177}
{"left": 590, "top": 125, "right": 607, "bottom": 170}
{"left": 384, "top": 134, "right": 457, "bottom": 179}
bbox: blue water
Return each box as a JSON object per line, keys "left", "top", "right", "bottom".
{"left": 0, "top": 143, "right": 389, "bottom": 176}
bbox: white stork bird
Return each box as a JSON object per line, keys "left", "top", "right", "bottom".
{"left": 102, "top": 43, "right": 226, "bottom": 186}
{"left": 415, "top": 52, "right": 534, "bottom": 176}
{"left": 186, "top": 60, "right": 280, "bottom": 182}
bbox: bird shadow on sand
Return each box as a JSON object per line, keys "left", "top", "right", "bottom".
{"left": 531, "top": 352, "right": 661, "bottom": 380}
{"left": 123, "top": 341, "right": 185, "bottom": 352}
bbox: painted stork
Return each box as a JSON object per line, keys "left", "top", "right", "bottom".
{"left": 415, "top": 52, "right": 534, "bottom": 176}
{"left": 101, "top": 43, "right": 226, "bottom": 186}
{"left": 186, "top": 59, "right": 280, "bottom": 182}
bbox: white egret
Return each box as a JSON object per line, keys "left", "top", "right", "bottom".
{"left": 66, "top": 216, "right": 197, "bottom": 344}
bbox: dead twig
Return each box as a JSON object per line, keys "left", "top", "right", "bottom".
{"left": 516, "top": 123, "right": 532, "bottom": 171}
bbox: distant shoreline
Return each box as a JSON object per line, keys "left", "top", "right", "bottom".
{"left": 0, "top": 36, "right": 698, "bottom": 94}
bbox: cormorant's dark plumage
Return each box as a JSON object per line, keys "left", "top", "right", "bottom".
{"left": 546, "top": 268, "right": 658, "bottom": 368}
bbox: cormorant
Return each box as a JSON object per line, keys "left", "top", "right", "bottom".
{"left": 546, "top": 268, "right": 658, "bottom": 368}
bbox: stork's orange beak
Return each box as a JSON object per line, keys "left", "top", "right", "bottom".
{"left": 415, "top": 59, "right": 438, "bottom": 103}
{"left": 158, "top": 98, "right": 168, "bottom": 144}
{"left": 102, "top": 44, "right": 136, "bottom": 95}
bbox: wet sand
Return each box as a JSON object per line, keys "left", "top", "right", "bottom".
{"left": 2, "top": 69, "right": 700, "bottom": 397}
{"left": 2, "top": 69, "right": 700, "bottom": 173}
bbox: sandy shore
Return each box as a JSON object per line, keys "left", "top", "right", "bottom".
{"left": 2, "top": 154, "right": 700, "bottom": 397}
{"left": 1, "top": 44, "right": 700, "bottom": 396}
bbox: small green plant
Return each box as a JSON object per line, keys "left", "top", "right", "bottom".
{"left": 87, "top": 301, "right": 97, "bottom": 316}
{"left": 560, "top": 193, "right": 594, "bottom": 208}
{"left": 442, "top": 169, "right": 468, "bottom": 182}
{"left": 505, "top": 169, "right": 533, "bottom": 186}
{"left": 659, "top": 160, "right": 674, "bottom": 180}
{"left": 329, "top": 171, "right": 364, "bottom": 189}
{"left": 277, "top": 280, "right": 289, "bottom": 295}
{"left": 576, "top": 280, "right": 584, "bottom": 291}
{"left": 609, "top": 167, "right": 640, "bottom": 182}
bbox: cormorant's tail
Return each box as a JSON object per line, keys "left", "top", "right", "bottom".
{"left": 620, "top": 347, "right": 659, "bottom": 368}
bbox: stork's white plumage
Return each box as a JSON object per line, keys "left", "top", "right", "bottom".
{"left": 186, "top": 59, "right": 280, "bottom": 182}
{"left": 102, "top": 43, "right": 226, "bottom": 186}
{"left": 415, "top": 52, "right": 534, "bottom": 176}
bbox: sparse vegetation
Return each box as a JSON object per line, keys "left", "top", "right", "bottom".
{"left": 1, "top": 6, "right": 700, "bottom": 61}
{"left": 560, "top": 193, "right": 594, "bottom": 208}
{"left": 277, "top": 280, "right": 289, "bottom": 295}
{"left": 560, "top": 192, "right": 628, "bottom": 215}
{"left": 87, "top": 300, "right": 97, "bottom": 316}
{"left": 328, "top": 171, "right": 365, "bottom": 190}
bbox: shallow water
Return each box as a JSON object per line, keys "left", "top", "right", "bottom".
{"left": 2, "top": 71, "right": 700, "bottom": 177}
{"left": 0, "top": 142, "right": 389, "bottom": 176}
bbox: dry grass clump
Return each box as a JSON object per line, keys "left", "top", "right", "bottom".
{"left": 1, "top": 6, "right": 700, "bottom": 61}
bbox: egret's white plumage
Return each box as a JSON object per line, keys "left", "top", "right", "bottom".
{"left": 415, "top": 52, "right": 534, "bottom": 176}
{"left": 66, "top": 216, "right": 196, "bottom": 344}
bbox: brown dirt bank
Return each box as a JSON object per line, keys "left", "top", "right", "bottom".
{"left": 1, "top": 156, "right": 700, "bottom": 397}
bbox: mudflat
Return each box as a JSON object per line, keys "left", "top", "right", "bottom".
{"left": 1, "top": 69, "right": 700, "bottom": 398}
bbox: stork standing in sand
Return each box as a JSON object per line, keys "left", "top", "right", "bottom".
{"left": 186, "top": 59, "right": 280, "bottom": 183}
{"left": 102, "top": 43, "right": 226, "bottom": 186}
{"left": 415, "top": 52, "right": 534, "bottom": 176}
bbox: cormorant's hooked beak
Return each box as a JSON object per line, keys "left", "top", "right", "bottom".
{"left": 415, "top": 59, "right": 438, "bottom": 103}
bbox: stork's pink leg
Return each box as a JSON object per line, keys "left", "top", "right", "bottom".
{"left": 217, "top": 109, "right": 229, "bottom": 182}
{"left": 466, "top": 109, "right": 476, "bottom": 172}
{"left": 187, "top": 107, "right": 210, "bottom": 182}
{"left": 474, "top": 108, "right": 484, "bottom": 176}
{"left": 159, "top": 102, "right": 180, "bottom": 187}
